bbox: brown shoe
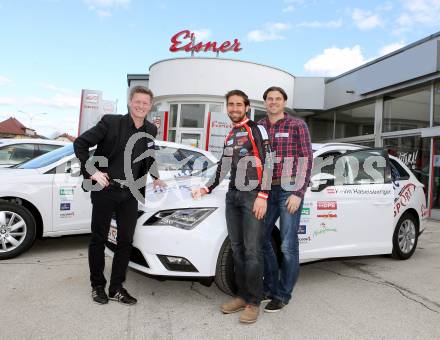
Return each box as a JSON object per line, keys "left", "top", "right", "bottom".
{"left": 220, "top": 297, "right": 246, "bottom": 314}
{"left": 239, "top": 304, "right": 260, "bottom": 324}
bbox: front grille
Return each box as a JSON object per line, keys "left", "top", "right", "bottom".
{"left": 111, "top": 210, "right": 145, "bottom": 221}
{"left": 105, "top": 242, "right": 149, "bottom": 268}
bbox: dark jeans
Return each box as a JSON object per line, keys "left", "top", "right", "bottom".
{"left": 263, "top": 186, "right": 303, "bottom": 304}
{"left": 89, "top": 186, "right": 138, "bottom": 293}
{"left": 225, "top": 190, "right": 264, "bottom": 306}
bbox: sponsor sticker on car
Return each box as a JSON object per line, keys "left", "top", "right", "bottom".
{"left": 60, "top": 203, "right": 71, "bottom": 211}
{"left": 59, "top": 187, "right": 74, "bottom": 201}
{"left": 316, "top": 212, "right": 337, "bottom": 218}
{"left": 60, "top": 212, "right": 74, "bottom": 218}
{"left": 302, "top": 207, "right": 310, "bottom": 215}
{"left": 313, "top": 222, "right": 337, "bottom": 237}
{"left": 317, "top": 201, "right": 337, "bottom": 210}
{"left": 299, "top": 236, "right": 311, "bottom": 244}
{"left": 298, "top": 225, "right": 307, "bottom": 234}
{"left": 394, "top": 183, "right": 416, "bottom": 217}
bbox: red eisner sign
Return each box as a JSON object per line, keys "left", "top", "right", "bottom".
{"left": 170, "top": 30, "right": 242, "bottom": 53}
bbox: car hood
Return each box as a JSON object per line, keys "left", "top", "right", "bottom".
{"left": 140, "top": 175, "right": 227, "bottom": 213}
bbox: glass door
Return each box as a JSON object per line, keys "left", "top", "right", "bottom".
{"left": 177, "top": 130, "right": 203, "bottom": 149}
{"left": 430, "top": 138, "right": 440, "bottom": 218}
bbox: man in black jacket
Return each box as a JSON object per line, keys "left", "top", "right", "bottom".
{"left": 74, "top": 86, "right": 165, "bottom": 305}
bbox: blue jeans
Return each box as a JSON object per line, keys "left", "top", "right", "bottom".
{"left": 225, "top": 190, "right": 264, "bottom": 306}
{"left": 263, "top": 186, "right": 302, "bottom": 304}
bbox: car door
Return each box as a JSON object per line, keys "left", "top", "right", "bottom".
{"left": 300, "top": 148, "right": 394, "bottom": 260}
{"left": 51, "top": 156, "right": 92, "bottom": 233}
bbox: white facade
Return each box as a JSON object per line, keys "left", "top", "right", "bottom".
{"left": 135, "top": 57, "right": 295, "bottom": 150}
{"left": 149, "top": 57, "right": 294, "bottom": 106}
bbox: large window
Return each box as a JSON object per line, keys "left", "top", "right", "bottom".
{"left": 383, "top": 86, "right": 431, "bottom": 132}
{"left": 180, "top": 104, "right": 205, "bottom": 128}
{"left": 209, "top": 103, "right": 222, "bottom": 113}
{"left": 314, "top": 149, "right": 389, "bottom": 185}
{"left": 307, "top": 111, "right": 334, "bottom": 142}
{"left": 169, "top": 104, "right": 178, "bottom": 128}
{"left": 433, "top": 81, "right": 440, "bottom": 126}
{"left": 383, "top": 135, "right": 430, "bottom": 198}
{"left": 0, "top": 144, "right": 35, "bottom": 166}
{"left": 335, "top": 101, "right": 375, "bottom": 139}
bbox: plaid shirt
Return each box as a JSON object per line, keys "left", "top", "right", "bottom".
{"left": 258, "top": 113, "right": 313, "bottom": 199}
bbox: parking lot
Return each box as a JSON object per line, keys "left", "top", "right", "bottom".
{"left": 1, "top": 220, "right": 440, "bottom": 340}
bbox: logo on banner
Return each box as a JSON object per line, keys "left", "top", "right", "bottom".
{"left": 103, "top": 101, "right": 116, "bottom": 114}
{"left": 317, "top": 201, "right": 337, "bottom": 210}
{"left": 85, "top": 94, "right": 99, "bottom": 104}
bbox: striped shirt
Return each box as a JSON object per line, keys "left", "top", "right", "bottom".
{"left": 258, "top": 113, "right": 313, "bottom": 199}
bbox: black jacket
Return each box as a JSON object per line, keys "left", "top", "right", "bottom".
{"left": 73, "top": 113, "right": 159, "bottom": 198}
{"left": 203, "top": 118, "right": 273, "bottom": 200}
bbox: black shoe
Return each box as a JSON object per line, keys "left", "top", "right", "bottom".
{"left": 261, "top": 294, "right": 272, "bottom": 303}
{"left": 92, "top": 286, "right": 108, "bottom": 304}
{"left": 264, "top": 299, "right": 286, "bottom": 313}
{"left": 109, "top": 288, "right": 137, "bottom": 305}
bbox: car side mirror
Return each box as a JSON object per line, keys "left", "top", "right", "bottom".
{"left": 311, "top": 173, "right": 335, "bottom": 192}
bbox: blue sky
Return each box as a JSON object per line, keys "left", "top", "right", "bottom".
{"left": 1, "top": 0, "right": 440, "bottom": 137}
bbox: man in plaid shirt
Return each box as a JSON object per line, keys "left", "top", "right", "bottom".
{"left": 258, "top": 86, "right": 313, "bottom": 312}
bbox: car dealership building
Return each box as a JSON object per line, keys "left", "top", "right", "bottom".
{"left": 127, "top": 31, "right": 440, "bottom": 218}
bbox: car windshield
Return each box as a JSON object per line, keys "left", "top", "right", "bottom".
{"left": 190, "top": 161, "right": 222, "bottom": 178}
{"left": 16, "top": 144, "right": 74, "bottom": 169}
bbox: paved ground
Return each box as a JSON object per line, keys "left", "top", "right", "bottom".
{"left": 2, "top": 220, "right": 440, "bottom": 340}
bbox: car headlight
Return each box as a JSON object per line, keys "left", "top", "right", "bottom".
{"left": 143, "top": 208, "right": 216, "bottom": 230}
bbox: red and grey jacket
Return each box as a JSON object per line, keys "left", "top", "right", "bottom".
{"left": 203, "top": 117, "right": 273, "bottom": 200}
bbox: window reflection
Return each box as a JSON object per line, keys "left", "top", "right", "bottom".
{"left": 335, "top": 101, "right": 375, "bottom": 138}
{"left": 383, "top": 86, "right": 430, "bottom": 132}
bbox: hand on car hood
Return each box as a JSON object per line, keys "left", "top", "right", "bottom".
{"left": 140, "top": 176, "right": 225, "bottom": 212}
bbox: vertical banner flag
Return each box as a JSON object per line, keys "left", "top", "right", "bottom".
{"left": 206, "top": 111, "right": 233, "bottom": 159}
{"left": 78, "top": 90, "right": 103, "bottom": 135}
{"left": 78, "top": 90, "right": 118, "bottom": 135}
{"left": 148, "top": 111, "right": 169, "bottom": 141}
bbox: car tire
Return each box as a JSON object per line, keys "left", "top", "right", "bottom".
{"left": 214, "top": 234, "right": 280, "bottom": 296}
{"left": 391, "top": 211, "right": 419, "bottom": 260}
{"left": 0, "top": 201, "right": 37, "bottom": 260}
{"left": 214, "top": 238, "right": 236, "bottom": 296}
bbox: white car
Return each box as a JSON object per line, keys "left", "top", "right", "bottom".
{"left": 105, "top": 143, "right": 428, "bottom": 295}
{"left": 0, "top": 138, "right": 69, "bottom": 168}
{"left": 0, "top": 141, "right": 217, "bottom": 259}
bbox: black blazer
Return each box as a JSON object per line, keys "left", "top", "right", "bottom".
{"left": 73, "top": 113, "right": 159, "bottom": 198}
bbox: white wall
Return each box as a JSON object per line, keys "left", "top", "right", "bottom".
{"left": 149, "top": 58, "right": 295, "bottom": 107}
{"left": 293, "top": 77, "right": 325, "bottom": 110}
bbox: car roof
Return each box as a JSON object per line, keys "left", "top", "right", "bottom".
{"left": 0, "top": 138, "right": 69, "bottom": 146}
{"left": 154, "top": 140, "right": 218, "bottom": 162}
{"left": 312, "top": 142, "right": 368, "bottom": 151}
